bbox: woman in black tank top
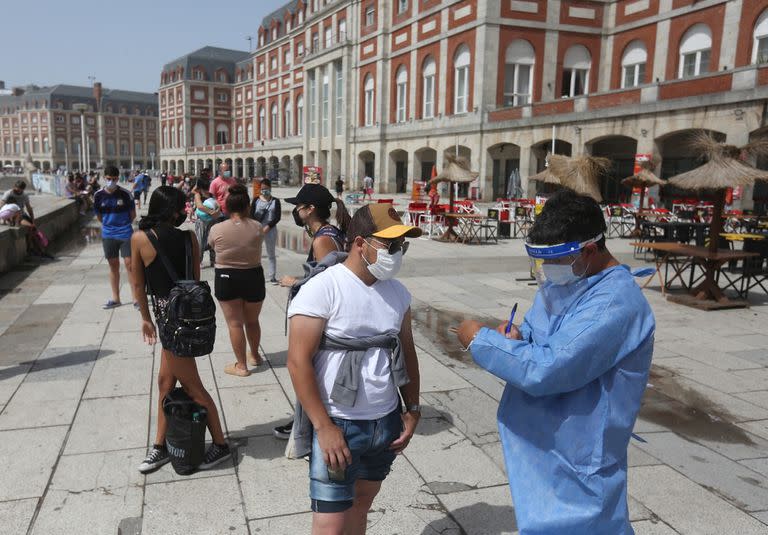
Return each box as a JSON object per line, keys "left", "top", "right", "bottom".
{"left": 130, "top": 186, "right": 231, "bottom": 473}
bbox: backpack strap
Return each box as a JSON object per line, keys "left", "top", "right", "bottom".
{"left": 183, "top": 231, "right": 193, "bottom": 280}
{"left": 146, "top": 229, "right": 181, "bottom": 282}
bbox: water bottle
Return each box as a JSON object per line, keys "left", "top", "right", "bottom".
{"left": 192, "top": 411, "right": 200, "bottom": 422}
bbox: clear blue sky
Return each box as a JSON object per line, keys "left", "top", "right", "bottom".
{"left": 1, "top": 0, "right": 287, "bottom": 94}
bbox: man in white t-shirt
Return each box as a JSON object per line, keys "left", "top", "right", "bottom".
{"left": 287, "top": 203, "right": 422, "bottom": 534}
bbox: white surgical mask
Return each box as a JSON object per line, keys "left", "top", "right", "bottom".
{"left": 363, "top": 241, "right": 403, "bottom": 280}
{"left": 541, "top": 262, "right": 580, "bottom": 286}
{"left": 105, "top": 179, "right": 118, "bottom": 191}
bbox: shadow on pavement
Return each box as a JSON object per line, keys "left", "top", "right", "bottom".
{"left": 0, "top": 348, "right": 113, "bottom": 381}
{"left": 420, "top": 502, "right": 517, "bottom": 535}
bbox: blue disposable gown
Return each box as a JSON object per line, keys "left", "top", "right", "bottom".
{"left": 471, "top": 265, "right": 655, "bottom": 535}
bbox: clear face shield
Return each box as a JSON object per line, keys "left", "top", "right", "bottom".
{"left": 525, "top": 234, "right": 603, "bottom": 315}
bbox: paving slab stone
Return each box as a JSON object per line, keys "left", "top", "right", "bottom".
{"left": 0, "top": 396, "right": 80, "bottom": 430}
{"left": 0, "top": 426, "right": 68, "bottom": 500}
{"left": 32, "top": 449, "right": 145, "bottom": 535}
{"left": 436, "top": 484, "right": 516, "bottom": 535}
{"left": 0, "top": 498, "right": 38, "bottom": 535}
{"left": 631, "top": 519, "right": 681, "bottom": 534}
{"left": 422, "top": 388, "right": 500, "bottom": 446}
{"left": 628, "top": 464, "right": 768, "bottom": 534}
{"left": 142, "top": 474, "right": 247, "bottom": 534}
{"left": 217, "top": 384, "right": 294, "bottom": 439}
{"left": 248, "top": 512, "right": 314, "bottom": 534}
{"left": 33, "top": 284, "right": 83, "bottom": 305}
{"left": 64, "top": 395, "right": 149, "bottom": 455}
{"left": 82, "top": 356, "right": 152, "bottom": 399}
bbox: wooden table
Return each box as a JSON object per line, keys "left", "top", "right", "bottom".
{"left": 630, "top": 242, "right": 696, "bottom": 294}
{"left": 632, "top": 242, "right": 760, "bottom": 308}
{"left": 440, "top": 213, "right": 485, "bottom": 244}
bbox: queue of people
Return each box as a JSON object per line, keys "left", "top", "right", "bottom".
{"left": 86, "top": 166, "right": 654, "bottom": 535}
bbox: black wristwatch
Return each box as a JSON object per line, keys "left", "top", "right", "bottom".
{"left": 405, "top": 403, "right": 422, "bottom": 414}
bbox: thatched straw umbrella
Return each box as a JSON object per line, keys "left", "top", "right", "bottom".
{"left": 547, "top": 154, "right": 610, "bottom": 202}
{"left": 668, "top": 132, "right": 768, "bottom": 302}
{"left": 428, "top": 155, "right": 479, "bottom": 241}
{"left": 528, "top": 167, "right": 562, "bottom": 185}
{"left": 622, "top": 159, "right": 666, "bottom": 235}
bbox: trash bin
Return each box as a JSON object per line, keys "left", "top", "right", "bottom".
{"left": 163, "top": 387, "right": 207, "bottom": 475}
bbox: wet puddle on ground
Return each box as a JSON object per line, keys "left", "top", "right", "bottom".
{"left": 412, "top": 306, "right": 499, "bottom": 364}
{"left": 412, "top": 306, "right": 754, "bottom": 445}
{"left": 640, "top": 368, "right": 755, "bottom": 445}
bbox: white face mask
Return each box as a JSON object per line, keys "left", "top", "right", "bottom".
{"left": 541, "top": 262, "right": 580, "bottom": 286}
{"left": 363, "top": 241, "right": 403, "bottom": 280}
{"left": 105, "top": 179, "right": 118, "bottom": 191}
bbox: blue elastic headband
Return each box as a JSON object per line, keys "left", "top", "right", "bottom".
{"left": 525, "top": 234, "right": 603, "bottom": 259}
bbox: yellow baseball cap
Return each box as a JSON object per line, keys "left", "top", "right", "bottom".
{"left": 368, "top": 203, "right": 422, "bottom": 239}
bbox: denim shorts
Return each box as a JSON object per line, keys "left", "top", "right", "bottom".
{"left": 309, "top": 409, "right": 402, "bottom": 513}
{"left": 102, "top": 238, "right": 131, "bottom": 259}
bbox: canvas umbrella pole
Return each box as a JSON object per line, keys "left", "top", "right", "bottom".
{"left": 621, "top": 163, "right": 666, "bottom": 236}
{"left": 427, "top": 155, "right": 479, "bottom": 242}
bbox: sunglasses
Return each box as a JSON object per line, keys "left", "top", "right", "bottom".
{"left": 367, "top": 237, "right": 409, "bottom": 255}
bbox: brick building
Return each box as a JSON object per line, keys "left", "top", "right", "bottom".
{"left": 158, "top": 0, "right": 768, "bottom": 208}
{"left": 0, "top": 82, "right": 158, "bottom": 173}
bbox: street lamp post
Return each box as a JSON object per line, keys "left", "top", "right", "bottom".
{"left": 72, "top": 104, "right": 89, "bottom": 173}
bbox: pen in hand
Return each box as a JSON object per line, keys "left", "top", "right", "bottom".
{"left": 504, "top": 303, "right": 518, "bottom": 335}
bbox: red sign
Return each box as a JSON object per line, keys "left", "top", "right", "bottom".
{"left": 303, "top": 166, "right": 322, "bottom": 184}
{"left": 634, "top": 153, "right": 652, "bottom": 175}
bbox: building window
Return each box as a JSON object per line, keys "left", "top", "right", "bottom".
{"left": 312, "top": 33, "right": 320, "bottom": 53}
{"left": 396, "top": 66, "right": 408, "bottom": 123}
{"left": 120, "top": 142, "right": 129, "bottom": 157}
{"left": 338, "top": 19, "right": 346, "bottom": 41}
{"left": 148, "top": 142, "right": 156, "bottom": 156}
{"left": 55, "top": 115, "right": 65, "bottom": 124}
{"left": 170, "top": 126, "right": 176, "bottom": 148}
{"left": 271, "top": 56, "right": 277, "bottom": 70}
{"left": 561, "top": 45, "right": 591, "bottom": 97}
{"left": 194, "top": 70, "right": 204, "bottom": 81}
{"left": 271, "top": 104, "right": 279, "bottom": 139}
{"left": 23, "top": 138, "right": 29, "bottom": 154}
{"left": 163, "top": 126, "right": 168, "bottom": 148}
{"left": 106, "top": 140, "right": 115, "bottom": 156}
{"left": 43, "top": 137, "right": 49, "bottom": 152}
{"left": 287, "top": 19, "right": 292, "bottom": 32}
{"left": 217, "top": 92, "right": 228, "bottom": 103}
{"left": 325, "top": 27, "right": 333, "bottom": 48}
{"left": 285, "top": 49, "right": 292, "bottom": 65}
{"left": 134, "top": 142, "right": 143, "bottom": 156}
{"left": 32, "top": 137, "right": 39, "bottom": 153}
{"left": 237, "top": 125, "right": 243, "bottom": 143}
{"left": 246, "top": 90, "right": 252, "bottom": 100}
{"left": 215, "top": 124, "right": 229, "bottom": 144}
{"left": 273, "top": 27, "right": 278, "bottom": 40}
{"left": 56, "top": 138, "right": 66, "bottom": 154}
{"left": 454, "top": 45, "right": 470, "bottom": 114}
{"left": 217, "top": 71, "right": 227, "bottom": 82}
{"left": 504, "top": 40, "right": 534, "bottom": 106}
{"left": 247, "top": 122, "right": 254, "bottom": 142}
{"left": 422, "top": 57, "right": 436, "bottom": 119}
{"left": 259, "top": 62, "right": 265, "bottom": 74}
{"left": 335, "top": 63, "right": 343, "bottom": 134}
{"left": 284, "top": 100, "right": 292, "bottom": 136}
{"left": 297, "top": 95, "right": 304, "bottom": 135}
{"left": 621, "top": 40, "right": 647, "bottom": 88}
{"left": 366, "top": 6, "right": 375, "bottom": 26}
{"left": 71, "top": 115, "right": 80, "bottom": 125}
{"left": 298, "top": 9, "right": 304, "bottom": 24}
{"left": 364, "top": 75, "right": 375, "bottom": 126}
{"left": 679, "top": 24, "right": 711, "bottom": 78}
{"left": 309, "top": 73, "right": 317, "bottom": 136}
{"left": 321, "top": 69, "right": 329, "bottom": 136}
{"left": 193, "top": 122, "right": 206, "bottom": 146}
{"left": 398, "top": 0, "right": 408, "bottom": 14}
{"left": 236, "top": 92, "right": 242, "bottom": 103}
{"left": 259, "top": 107, "right": 266, "bottom": 139}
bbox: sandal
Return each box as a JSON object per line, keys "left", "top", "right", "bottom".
{"left": 102, "top": 299, "right": 121, "bottom": 309}
{"left": 224, "top": 363, "right": 251, "bottom": 377}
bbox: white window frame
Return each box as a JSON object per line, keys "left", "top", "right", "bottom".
{"left": 335, "top": 63, "right": 343, "bottom": 134}
{"left": 396, "top": 67, "right": 408, "bottom": 123}
{"left": 258, "top": 107, "right": 266, "bottom": 139}
{"left": 678, "top": 23, "right": 712, "bottom": 79}
{"left": 562, "top": 45, "right": 591, "bottom": 97}
{"left": 285, "top": 100, "right": 293, "bottom": 136}
{"left": 321, "top": 69, "right": 329, "bottom": 136}
{"left": 338, "top": 19, "right": 346, "bottom": 41}
{"left": 247, "top": 122, "right": 254, "bottom": 142}
{"left": 297, "top": 96, "right": 304, "bottom": 135}
{"left": 454, "top": 46, "right": 470, "bottom": 114}
{"left": 422, "top": 57, "right": 436, "bottom": 119}
{"left": 620, "top": 40, "right": 647, "bottom": 88}
{"left": 271, "top": 104, "right": 279, "bottom": 139}
{"left": 216, "top": 125, "right": 228, "bottom": 145}
{"left": 364, "top": 75, "right": 375, "bottom": 126}
{"left": 398, "top": 0, "right": 408, "bottom": 14}
{"left": 366, "top": 7, "right": 375, "bottom": 27}
{"left": 236, "top": 125, "right": 243, "bottom": 143}
{"left": 309, "top": 74, "right": 317, "bottom": 136}
{"left": 504, "top": 40, "right": 535, "bottom": 107}
{"left": 325, "top": 27, "right": 333, "bottom": 48}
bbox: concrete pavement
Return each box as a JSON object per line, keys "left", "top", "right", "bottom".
{"left": 1, "top": 199, "right": 768, "bottom": 533}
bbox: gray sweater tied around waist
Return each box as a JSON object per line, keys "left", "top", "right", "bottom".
{"left": 287, "top": 332, "right": 410, "bottom": 459}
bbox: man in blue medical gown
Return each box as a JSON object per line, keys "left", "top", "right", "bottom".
{"left": 456, "top": 189, "right": 655, "bottom": 535}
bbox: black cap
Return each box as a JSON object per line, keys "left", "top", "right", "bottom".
{"left": 285, "top": 183, "right": 335, "bottom": 207}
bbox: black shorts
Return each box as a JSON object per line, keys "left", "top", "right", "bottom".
{"left": 214, "top": 266, "right": 265, "bottom": 302}
{"left": 133, "top": 190, "right": 142, "bottom": 200}
{"left": 103, "top": 238, "right": 131, "bottom": 259}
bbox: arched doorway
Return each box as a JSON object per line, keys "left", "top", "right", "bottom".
{"left": 487, "top": 143, "right": 521, "bottom": 199}
{"left": 177, "top": 160, "right": 185, "bottom": 175}
{"left": 358, "top": 151, "right": 376, "bottom": 190}
{"left": 388, "top": 149, "right": 408, "bottom": 193}
{"left": 750, "top": 128, "right": 768, "bottom": 213}
{"left": 234, "top": 158, "right": 244, "bottom": 178}
{"left": 245, "top": 157, "right": 255, "bottom": 179}
{"left": 280, "top": 155, "right": 291, "bottom": 185}
{"left": 587, "top": 136, "right": 637, "bottom": 203}
{"left": 292, "top": 154, "right": 303, "bottom": 185}
{"left": 256, "top": 157, "right": 267, "bottom": 177}
{"left": 268, "top": 156, "right": 279, "bottom": 182}
{"left": 414, "top": 147, "right": 437, "bottom": 182}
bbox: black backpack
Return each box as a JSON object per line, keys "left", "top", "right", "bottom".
{"left": 147, "top": 231, "right": 216, "bottom": 357}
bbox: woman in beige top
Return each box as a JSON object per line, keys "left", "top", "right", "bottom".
{"left": 208, "top": 184, "right": 265, "bottom": 377}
